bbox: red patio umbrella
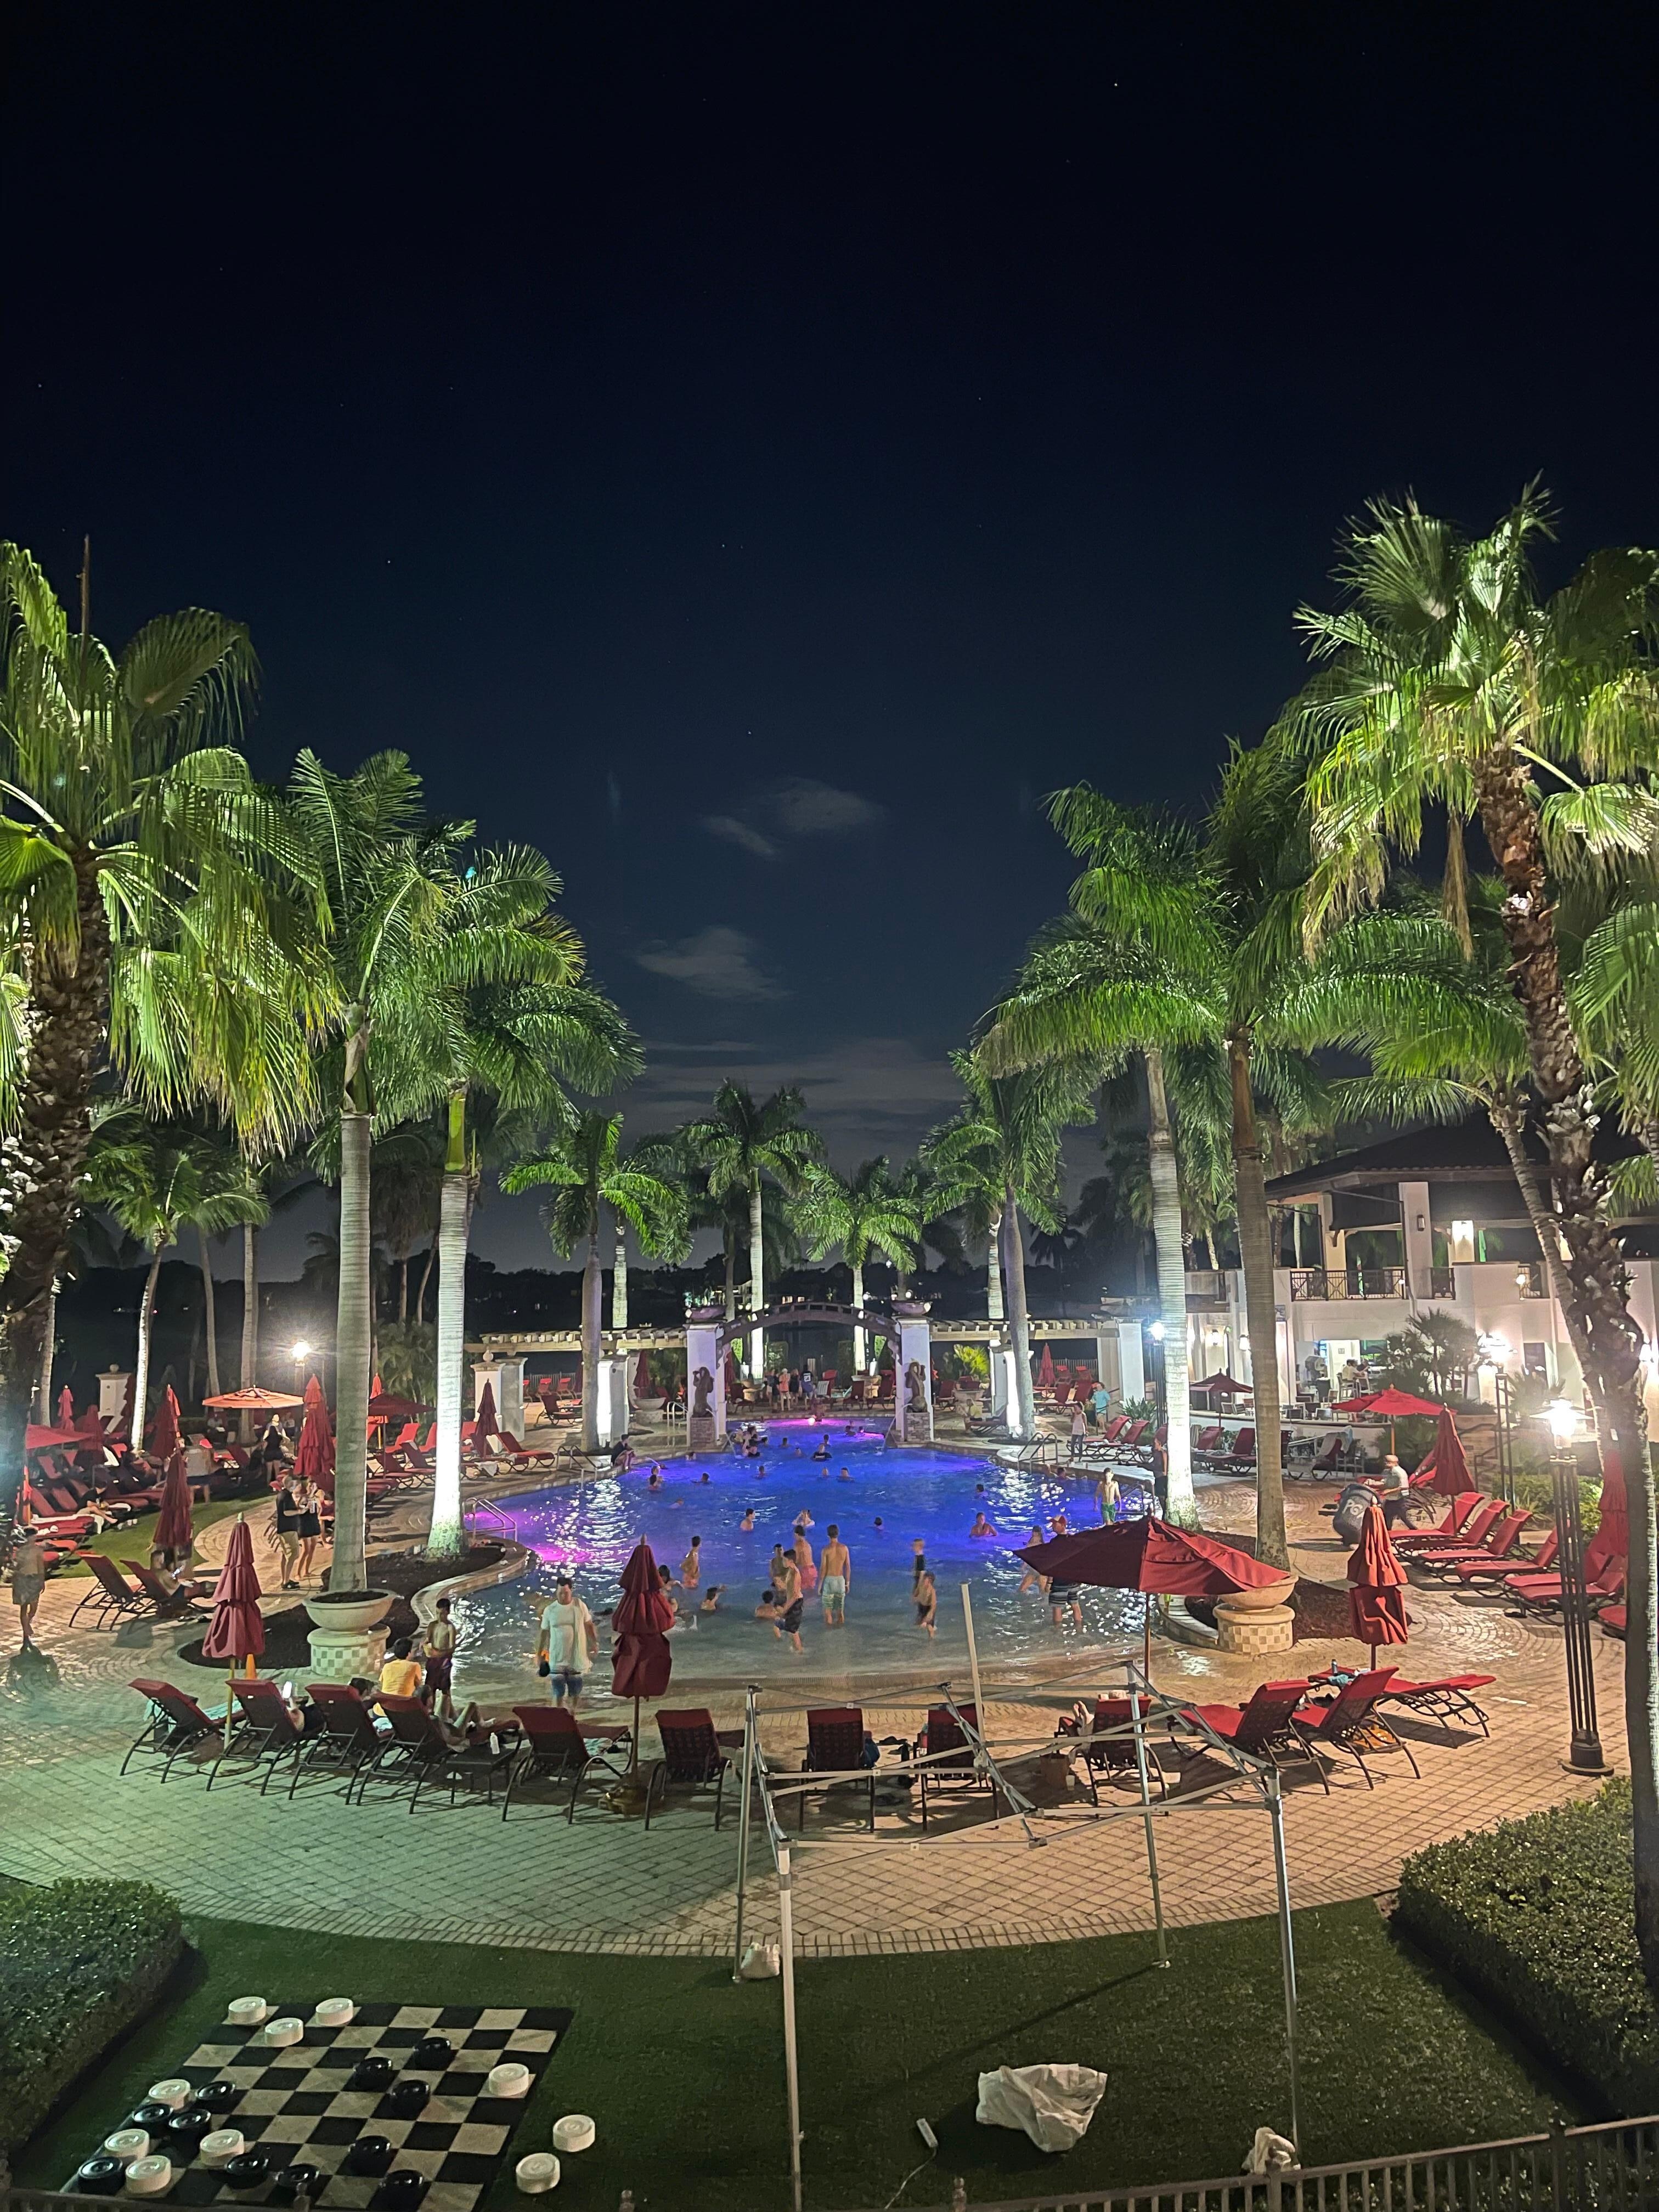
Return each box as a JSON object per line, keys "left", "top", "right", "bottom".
{"left": 1329, "top": 1386, "right": 1442, "bottom": 1452}
{"left": 366, "top": 1392, "right": 428, "bottom": 1423}
{"left": 1036, "top": 1342, "right": 1056, "bottom": 1390}
{"left": 1346, "top": 1499, "right": 1409, "bottom": 1667}
{"left": 724, "top": 1347, "right": 741, "bottom": 1396}
{"left": 634, "top": 1349, "right": 652, "bottom": 1399}
{"left": 154, "top": 1449, "right": 194, "bottom": 1559}
{"left": 1593, "top": 1446, "right": 1628, "bottom": 1566}
{"left": 201, "top": 1385, "right": 306, "bottom": 1410}
{"left": 57, "top": 1385, "right": 75, "bottom": 1429}
{"left": 24, "top": 1423, "right": 83, "bottom": 1452}
{"left": 147, "top": 1385, "right": 182, "bottom": 1460}
{"left": 475, "top": 1378, "right": 499, "bottom": 1440}
{"left": 294, "top": 1387, "right": 336, "bottom": 1496}
{"left": 118, "top": 1370, "right": 135, "bottom": 1442}
{"left": 1195, "top": 1372, "right": 1252, "bottom": 1397}
{"left": 1015, "top": 1517, "right": 1293, "bottom": 1675}
{"left": 1415, "top": 1406, "right": 1473, "bottom": 1498}
{"left": 76, "top": 1407, "right": 105, "bottom": 1436}
{"left": 612, "top": 1538, "right": 675, "bottom": 1768}
{"left": 202, "top": 1515, "right": 266, "bottom": 1735}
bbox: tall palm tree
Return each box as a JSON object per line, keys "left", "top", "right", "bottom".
{"left": 675, "top": 1084, "right": 822, "bottom": 1375}
{"left": 924, "top": 1049, "right": 1100, "bottom": 1444}
{"left": 505, "top": 1112, "right": 686, "bottom": 1450}
{"left": 0, "top": 545, "right": 329, "bottom": 1540}
{"left": 183, "top": 1124, "right": 270, "bottom": 1402}
{"left": 80, "top": 1114, "right": 266, "bottom": 1438}
{"left": 1283, "top": 490, "right": 1659, "bottom": 1982}
{"left": 795, "top": 1159, "right": 921, "bottom": 1370}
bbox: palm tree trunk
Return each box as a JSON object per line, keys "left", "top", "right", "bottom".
{"left": 398, "top": 1256, "right": 409, "bottom": 1324}
{"left": 1229, "top": 1030, "right": 1288, "bottom": 1569}
{"left": 851, "top": 1257, "right": 866, "bottom": 1372}
{"left": 332, "top": 1105, "right": 374, "bottom": 1591}
{"left": 581, "top": 1229, "right": 602, "bottom": 1453}
{"left": 415, "top": 1240, "right": 437, "bottom": 1324}
{"left": 612, "top": 1212, "right": 629, "bottom": 1329}
{"left": 133, "top": 1250, "right": 164, "bottom": 1452}
{"left": 198, "top": 1227, "right": 221, "bottom": 1402}
{"left": 985, "top": 1205, "right": 1005, "bottom": 1325}
{"left": 428, "top": 1092, "right": 469, "bottom": 1559}
{"left": 748, "top": 1173, "right": 765, "bottom": 1376}
{"left": 723, "top": 1230, "right": 737, "bottom": 1322}
{"left": 241, "top": 1221, "right": 259, "bottom": 1385}
{"left": 36, "top": 1284, "right": 57, "bottom": 1421}
{"left": 1473, "top": 749, "right": 1659, "bottom": 1984}
{"left": 1488, "top": 1093, "right": 1576, "bottom": 1315}
{"left": 1002, "top": 1187, "right": 1036, "bottom": 1442}
{"left": 0, "top": 862, "right": 110, "bottom": 1544}
{"left": 1145, "top": 1047, "right": 1196, "bottom": 1525}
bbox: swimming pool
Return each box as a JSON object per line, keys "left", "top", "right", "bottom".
{"left": 450, "top": 1423, "right": 1144, "bottom": 1702}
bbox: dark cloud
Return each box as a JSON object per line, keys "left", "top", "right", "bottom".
{"left": 634, "top": 926, "right": 784, "bottom": 1000}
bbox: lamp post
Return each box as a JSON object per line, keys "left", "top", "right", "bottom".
{"left": 1545, "top": 1398, "right": 1609, "bottom": 1776}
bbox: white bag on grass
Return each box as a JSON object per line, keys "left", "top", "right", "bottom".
{"left": 738, "top": 1940, "right": 781, "bottom": 1979}
{"left": 974, "top": 2063, "right": 1107, "bottom": 2152}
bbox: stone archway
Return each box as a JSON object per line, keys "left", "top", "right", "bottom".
{"left": 682, "top": 1299, "right": 936, "bottom": 1444}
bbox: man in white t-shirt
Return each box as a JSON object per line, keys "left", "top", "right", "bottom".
{"left": 537, "top": 1576, "right": 598, "bottom": 1707}
{"left": 1379, "top": 1453, "right": 1412, "bottom": 1528}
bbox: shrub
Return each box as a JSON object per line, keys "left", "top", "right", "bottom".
{"left": 1395, "top": 1781, "right": 1659, "bottom": 2111}
{"left": 0, "top": 1878, "right": 184, "bottom": 2150}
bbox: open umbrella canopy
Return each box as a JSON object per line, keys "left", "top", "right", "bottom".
{"left": 1346, "top": 1499, "right": 1409, "bottom": 1655}
{"left": 202, "top": 1517, "right": 266, "bottom": 1664}
{"left": 202, "top": 1385, "right": 305, "bottom": 1410}
{"left": 1330, "top": 1387, "right": 1443, "bottom": 1419}
{"left": 1014, "top": 1517, "right": 1292, "bottom": 1597}
{"left": 294, "top": 1390, "right": 336, "bottom": 1494}
{"left": 1194, "top": 1372, "right": 1252, "bottom": 1396}
{"left": 367, "top": 1392, "right": 430, "bottom": 1421}
{"left": 475, "top": 1379, "right": 499, "bottom": 1438}
{"left": 147, "top": 1386, "right": 182, "bottom": 1459}
{"left": 612, "top": 1537, "right": 675, "bottom": 1699}
{"left": 25, "top": 1423, "right": 83, "bottom": 1452}
{"left": 1415, "top": 1407, "right": 1474, "bottom": 1497}
{"left": 154, "top": 1451, "right": 194, "bottom": 1555}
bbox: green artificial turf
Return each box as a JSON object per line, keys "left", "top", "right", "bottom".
{"left": 56, "top": 1496, "right": 253, "bottom": 1575}
{"left": 18, "top": 1903, "right": 1583, "bottom": 2211}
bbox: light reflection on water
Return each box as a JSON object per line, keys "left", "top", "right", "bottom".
{"left": 452, "top": 1427, "right": 1143, "bottom": 1697}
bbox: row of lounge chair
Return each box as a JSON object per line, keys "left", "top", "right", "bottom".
{"left": 1395, "top": 1491, "right": 1626, "bottom": 1623}
{"left": 70, "top": 1553, "right": 215, "bottom": 1629}
{"left": 1161, "top": 1665, "right": 1496, "bottom": 1791}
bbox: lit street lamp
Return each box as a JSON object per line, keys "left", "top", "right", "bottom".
{"left": 1545, "top": 1398, "right": 1610, "bottom": 1775}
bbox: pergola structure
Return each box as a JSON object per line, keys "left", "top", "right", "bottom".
{"left": 726, "top": 1605, "right": 1306, "bottom": 2212}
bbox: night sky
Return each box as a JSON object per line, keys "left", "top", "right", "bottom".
{"left": 6, "top": 8, "right": 1658, "bottom": 1270}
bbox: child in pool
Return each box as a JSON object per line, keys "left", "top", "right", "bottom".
{"left": 970, "top": 1510, "right": 997, "bottom": 1537}
{"left": 740, "top": 1506, "right": 757, "bottom": 1531}
{"left": 838, "top": 1466, "right": 853, "bottom": 1481}
{"left": 914, "top": 1568, "right": 938, "bottom": 1638}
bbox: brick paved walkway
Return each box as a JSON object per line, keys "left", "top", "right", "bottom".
{"left": 0, "top": 1473, "right": 1628, "bottom": 1959}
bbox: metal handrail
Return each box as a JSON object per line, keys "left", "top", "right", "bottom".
{"left": 463, "top": 1497, "right": 517, "bottom": 1543}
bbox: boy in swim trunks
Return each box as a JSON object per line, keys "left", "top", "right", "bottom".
{"left": 820, "top": 1524, "right": 850, "bottom": 1626}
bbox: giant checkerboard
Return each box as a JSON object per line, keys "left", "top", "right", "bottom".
{"left": 71, "top": 2003, "right": 571, "bottom": 2211}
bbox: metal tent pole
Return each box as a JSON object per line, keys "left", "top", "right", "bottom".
{"left": 960, "top": 1583, "right": 996, "bottom": 1821}
{"left": 776, "top": 1835, "right": 804, "bottom": 2212}
{"left": 1130, "top": 1686, "right": 1167, "bottom": 1966}
{"left": 1267, "top": 1768, "right": 1302, "bottom": 2160}
{"left": 732, "top": 1684, "right": 758, "bottom": 1980}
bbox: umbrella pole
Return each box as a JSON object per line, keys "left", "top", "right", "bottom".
{"left": 732, "top": 1684, "right": 757, "bottom": 1981}
{"left": 1267, "top": 1768, "right": 1304, "bottom": 2160}
{"left": 630, "top": 1692, "right": 641, "bottom": 1775}
{"left": 1143, "top": 1602, "right": 1152, "bottom": 1681}
{"left": 776, "top": 1836, "right": 804, "bottom": 2212}
{"left": 1132, "top": 1694, "right": 1168, "bottom": 1968}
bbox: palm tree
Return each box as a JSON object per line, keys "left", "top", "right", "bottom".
{"left": 1282, "top": 490, "right": 1659, "bottom": 1982}
{"left": 505, "top": 1112, "right": 686, "bottom": 1450}
{"left": 185, "top": 1125, "right": 270, "bottom": 1402}
{"left": 0, "top": 544, "right": 328, "bottom": 1540}
{"left": 919, "top": 1118, "right": 1008, "bottom": 1326}
{"left": 80, "top": 1114, "right": 267, "bottom": 1437}
{"left": 924, "top": 1049, "right": 1101, "bottom": 1444}
{"left": 675, "top": 1084, "right": 822, "bottom": 1375}
{"left": 372, "top": 1122, "right": 445, "bottom": 1325}
{"left": 795, "top": 1159, "right": 921, "bottom": 1370}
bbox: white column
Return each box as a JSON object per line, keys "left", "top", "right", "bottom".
{"left": 685, "top": 1319, "right": 727, "bottom": 1447}
{"left": 989, "top": 1338, "right": 1009, "bottom": 1418}
{"left": 1398, "top": 1180, "right": 1434, "bottom": 1299}
{"left": 1115, "top": 1320, "right": 1146, "bottom": 1403}
{"left": 896, "top": 1311, "right": 934, "bottom": 1442}
{"left": 98, "top": 1368, "right": 132, "bottom": 1423}
{"left": 494, "top": 1357, "right": 526, "bottom": 1440}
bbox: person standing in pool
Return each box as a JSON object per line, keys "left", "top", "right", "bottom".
{"left": 772, "top": 1553, "right": 805, "bottom": 1651}
{"left": 915, "top": 1567, "right": 938, "bottom": 1639}
{"left": 1017, "top": 1526, "right": 1049, "bottom": 1597}
{"left": 810, "top": 1435, "right": 831, "bottom": 1461}
{"left": 911, "top": 1537, "right": 927, "bottom": 1587}
{"left": 792, "top": 1522, "right": 818, "bottom": 1593}
{"left": 739, "top": 1506, "right": 757, "bottom": 1531}
{"left": 680, "top": 1535, "right": 703, "bottom": 1594}
{"left": 820, "top": 1525, "right": 850, "bottom": 1625}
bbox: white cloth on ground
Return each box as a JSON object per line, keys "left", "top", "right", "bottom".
{"left": 974, "top": 2064, "right": 1107, "bottom": 2152}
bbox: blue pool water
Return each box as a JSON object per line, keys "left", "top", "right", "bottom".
{"left": 451, "top": 1422, "right": 1143, "bottom": 1698}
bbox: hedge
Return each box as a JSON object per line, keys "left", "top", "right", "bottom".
{"left": 1395, "top": 1781, "right": 1659, "bottom": 2112}
{"left": 0, "top": 1878, "right": 184, "bottom": 2151}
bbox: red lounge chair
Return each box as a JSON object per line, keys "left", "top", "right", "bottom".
{"left": 1073, "top": 1693, "right": 1167, "bottom": 1802}
{"left": 797, "top": 1706, "right": 875, "bottom": 1830}
{"left": 122, "top": 1559, "right": 213, "bottom": 1618}
{"left": 122, "top": 1678, "right": 219, "bottom": 1780}
{"left": 501, "top": 1703, "right": 630, "bottom": 1821}
{"left": 645, "top": 1708, "right": 746, "bottom": 1829}
{"left": 1451, "top": 1528, "right": 1556, "bottom": 1584}
{"left": 1100, "top": 1416, "right": 1130, "bottom": 1446}
{"left": 1381, "top": 1674, "right": 1497, "bottom": 1737}
{"left": 911, "top": 1702, "right": 991, "bottom": 1828}
{"left": 1227, "top": 1426, "right": 1257, "bottom": 1467}
{"left": 368, "top": 1693, "right": 515, "bottom": 1811}
{"left": 70, "top": 1553, "right": 148, "bottom": 1629}
{"left": 1116, "top": 1419, "right": 1149, "bottom": 1455}
{"left": 1395, "top": 1494, "right": 1498, "bottom": 1555}
{"left": 1415, "top": 1510, "right": 1532, "bottom": 1579}
{"left": 213, "top": 1677, "right": 307, "bottom": 1792}
{"left": 1513, "top": 1553, "right": 1626, "bottom": 1622}
{"left": 1290, "top": 1669, "right": 1419, "bottom": 1790}
{"left": 292, "top": 1681, "right": 384, "bottom": 1798}
{"left": 1306, "top": 1432, "right": 1348, "bottom": 1477}
{"left": 1192, "top": 1426, "right": 1224, "bottom": 1460}
{"left": 1172, "top": 1679, "right": 1314, "bottom": 1779}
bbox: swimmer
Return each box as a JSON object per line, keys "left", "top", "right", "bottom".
{"left": 699, "top": 1471, "right": 710, "bottom": 1484}
{"left": 739, "top": 1506, "right": 757, "bottom": 1531}
{"left": 911, "top": 1537, "right": 926, "bottom": 1586}
{"left": 647, "top": 1469, "right": 663, "bottom": 1489}
{"left": 795, "top": 1506, "right": 814, "bottom": 1527}
{"left": 810, "top": 1437, "right": 831, "bottom": 1461}
{"left": 838, "top": 1466, "right": 853, "bottom": 1481}
{"left": 872, "top": 1516, "right": 883, "bottom": 1532}
{"left": 970, "top": 1510, "right": 996, "bottom": 1537}
{"left": 699, "top": 1585, "right": 726, "bottom": 1612}
{"left": 914, "top": 1567, "right": 938, "bottom": 1639}
{"left": 1017, "top": 1525, "right": 1049, "bottom": 1597}
{"left": 975, "top": 1482, "right": 986, "bottom": 1496}
{"left": 1051, "top": 1510, "right": 1070, "bottom": 1536}
{"left": 756, "top": 1464, "right": 768, "bottom": 1478}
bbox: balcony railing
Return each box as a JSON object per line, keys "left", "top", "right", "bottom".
{"left": 1289, "top": 1266, "right": 1408, "bottom": 1302}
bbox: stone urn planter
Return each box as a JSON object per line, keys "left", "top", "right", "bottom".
{"left": 306, "top": 1589, "right": 394, "bottom": 1683}
{"left": 1214, "top": 1572, "right": 1297, "bottom": 1656}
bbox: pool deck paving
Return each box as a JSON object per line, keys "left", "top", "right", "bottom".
{"left": 0, "top": 1444, "right": 1629, "bottom": 1960}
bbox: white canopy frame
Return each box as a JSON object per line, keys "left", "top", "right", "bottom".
{"left": 729, "top": 1589, "right": 1305, "bottom": 2212}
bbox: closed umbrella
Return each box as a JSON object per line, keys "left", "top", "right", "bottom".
{"left": 154, "top": 1450, "right": 194, "bottom": 1562}
{"left": 1036, "top": 1342, "right": 1056, "bottom": 1391}
{"left": 294, "top": 1387, "right": 336, "bottom": 1497}
{"left": 612, "top": 1538, "right": 675, "bottom": 1770}
{"left": 1415, "top": 1406, "right": 1473, "bottom": 1498}
{"left": 118, "top": 1370, "right": 134, "bottom": 1443}
{"left": 634, "top": 1349, "right": 652, "bottom": 1401}
{"left": 475, "top": 1378, "right": 499, "bottom": 1441}
{"left": 724, "top": 1347, "right": 741, "bottom": 1397}
{"left": 1015, "top": 1517, "right": 1293, "bottom": 1675}
{"left": 1592, "top": 1447, "right": 1628, "bottom": 1568}
{"left": 148, "top": 1385, "right": 182, "bottom": 1461}
{"left": 57, "top": 1385, "right": 75, "bottom": 1429}
{"left": 1346, "top": 1499, "right": 1409, "bottom": 1668}
{"left": 202, "top": 1515, "right": 266, "bottom": 1739}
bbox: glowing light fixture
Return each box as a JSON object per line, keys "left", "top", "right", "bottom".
{"left": 1546, "top": 1398, "right": 1580, "bottom": 1444}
